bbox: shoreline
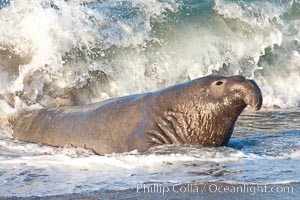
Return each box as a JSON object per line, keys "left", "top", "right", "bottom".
{"left": 2, "top": 182, "right": 299, "bottom": 200}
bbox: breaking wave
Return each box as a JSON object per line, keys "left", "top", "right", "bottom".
{"left": 0, "top": 0, "right": 299, "bottom": 121}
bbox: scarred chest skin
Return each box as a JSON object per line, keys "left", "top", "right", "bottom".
{"left": 127, "top": 75, "right": 261, "bottom": 152}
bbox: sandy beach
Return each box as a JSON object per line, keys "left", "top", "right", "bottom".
{"left": 2, "top": 182, "right": 298, "bottom": 200}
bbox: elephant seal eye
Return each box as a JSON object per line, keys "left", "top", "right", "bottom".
{"left": 215, "top": 81, "right": 224, "bottom": 86}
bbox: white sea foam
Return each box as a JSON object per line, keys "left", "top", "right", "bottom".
{"left": 0, "top": 139, "right": 299, "bottom": 197}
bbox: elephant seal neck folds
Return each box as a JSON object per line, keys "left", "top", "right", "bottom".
{"left": 12, "top": 75, "right": 263, "bottom": 155}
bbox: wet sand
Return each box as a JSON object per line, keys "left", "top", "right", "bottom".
{"left": 2, "top": 182, "right": 299, "bottom": 200}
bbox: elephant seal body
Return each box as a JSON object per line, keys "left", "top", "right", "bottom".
{"left": 11, "top": 75, "right": 262, "bottom": 154}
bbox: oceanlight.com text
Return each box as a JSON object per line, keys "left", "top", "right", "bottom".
{"left": 136, "top": 183, "right": 294, "bottom": 196}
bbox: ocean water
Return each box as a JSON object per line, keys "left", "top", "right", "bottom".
{"left": 0, "top": 0, "right": 299, "bottom": 197}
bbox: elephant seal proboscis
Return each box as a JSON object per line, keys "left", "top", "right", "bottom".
{"left": 11, "top": 75, "right": 263, "bottom": 154}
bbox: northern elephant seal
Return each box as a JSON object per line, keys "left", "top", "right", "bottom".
{"left": 11, "top": 75, "right": 262, "bottom": 154}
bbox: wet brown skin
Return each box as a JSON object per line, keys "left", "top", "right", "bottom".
{"left": 11, "top": 75, "right": 262, "bottom": 155}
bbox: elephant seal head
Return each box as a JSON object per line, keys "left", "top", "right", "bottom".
{"left": 153, "top": 75, "right": 263, "bottom": 148}
{"left": 208, "top": 75, "right": 262, "bottom": 111}
{"left": 195, "top": 75, "right": 263, "bottom": 146}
